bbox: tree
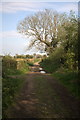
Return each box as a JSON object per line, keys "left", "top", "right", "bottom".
{"left": 17, "top": 9, "right": 68, "bottom": 54}
{"left": 62, "top": 11, "right": 78, "bottom": 70}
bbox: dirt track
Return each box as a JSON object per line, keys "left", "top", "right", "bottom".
{"left": 7, "top": 65, "right": 80, "bottom": 118}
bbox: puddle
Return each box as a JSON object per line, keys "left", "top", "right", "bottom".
{"left": 40, "top": 71, "right": 46, "bottom": 73}
{"left": 39, "top": 67, "right": 46, "bottom": 73}
{"left": 31, "top": 66, "right": 46, "bottom": 73}
{"left": 39, "top": 67, "right": 43, "bottom": 70}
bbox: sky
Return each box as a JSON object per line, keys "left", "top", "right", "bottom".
{"left": 0, "top": 1, "right": 78, "bottom": 56}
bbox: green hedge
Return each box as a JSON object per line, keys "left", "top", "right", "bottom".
{"left": 40, "top": 47, "right": 64, "bottom": 73}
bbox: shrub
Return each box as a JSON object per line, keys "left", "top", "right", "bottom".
{"left": 40, "top": 47, "right": 64, "bottom": 73}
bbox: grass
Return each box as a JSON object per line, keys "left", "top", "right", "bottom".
{"left": 2, "top": 63, "right": 29, "bottom": 77}
{"left": 2, "top": 59, "right": 30, "bottom": 118}
{"left": 2, "top": 76, "right": 24, "bottom": 118}
{"left": 52, "top": 70, "right": 79, "bottom": 99}
{"left": 0, "top": 76, "right": 2, "bottom": 120}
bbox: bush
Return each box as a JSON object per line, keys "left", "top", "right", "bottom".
{"left": 2, "top": 57, "right": 29, "bottom": 78}
{"left": 2, "top": 57, "right": 17, "bottom": 69}
{"left": 2, "top": 56, "right": 29, "bottom": 118}
{"left": 2, "top": 77, "right": 24, "bottom": 118}
{"left": 40, "top": 47, "right": 64, "bottom": 73}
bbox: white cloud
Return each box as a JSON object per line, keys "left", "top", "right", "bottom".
{"left": 0, "top": 2, "right": 78, "bottom": 13}
{"left": 0, "top": 30, "right": 30, "bottom": 55}
{"left": 0, "top": 2, "right": 42, "bottom": 13}
{"left": 57, "top": 3, "right": 78, "bottom": 13}
{"left": 0, "top": 30, "right": 23, "bottom": 38}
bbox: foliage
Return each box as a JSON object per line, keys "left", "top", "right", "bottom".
{"left": 14, "top": 54, "right": 34, "bottom": 59}
{"left": 63, "top": 49, "right": 78, "bottom": 70}
{"left": 17, "top": 9, "right": 78, "bottom": 71}
{"left": 2, "top": 56, "right": 30, "bottom": 118}
{"left": 40, "top": 10, "right": 78, "bottom": 97}
{"left": 2, "top": 57, "right": 29, "bottom": 78}
{"left": 40, "top": 47, "right": 64, "bottom": 73}
{"left": 63, "top": 11, "right": 78, "bottom": 67}
{"left": 2, "top": 56, "right": 17, "bottom": 70}
{"left": 40, "top": 10, "right": 78, "bottom": 71}
{"left": 17, "top": 9, "right": 73, "bottom": 54}
{"left": 2, "top": 77, "right": 24, "bottom": 118}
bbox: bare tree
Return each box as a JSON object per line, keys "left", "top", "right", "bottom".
{"left": 17, "top": 9, "right": 67, "bottom": 54}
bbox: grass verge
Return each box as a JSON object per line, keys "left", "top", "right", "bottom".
{"left": 2, "top": 62, "right": 29, "bottom": 118}
{"left": 52, "top": 71, "right": 79, "bottom": 99}
{"left": 2, "top": 77, "right": 24, "bottom": 118}
{"left": 3, "top": 63, "right": 29, "bottom": 77}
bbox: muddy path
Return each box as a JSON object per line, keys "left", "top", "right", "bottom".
{"left": 7, "top": 64, "right": 80, "bottom": 118}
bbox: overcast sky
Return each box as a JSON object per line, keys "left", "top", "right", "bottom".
{"left": 0, "top": 1, "right": 78, "bottom": 56}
